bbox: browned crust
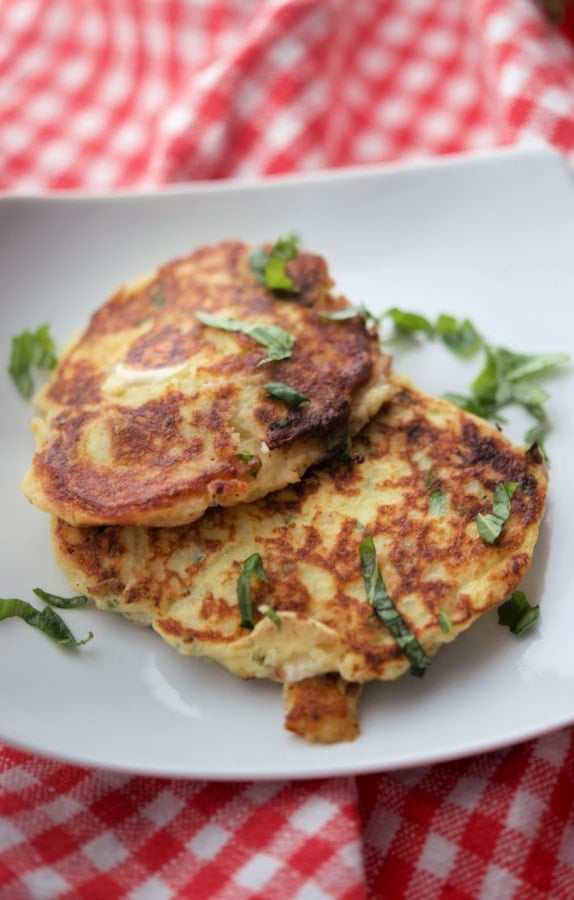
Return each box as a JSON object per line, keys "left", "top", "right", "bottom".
{"left": 23, "top": 241, "right": 393, "bottom": 526}
{"left": 283, "top": 675, "right": 362, "bottom": 743}
{"left": 52, "top": 376, "right": 549, "bottom": 691}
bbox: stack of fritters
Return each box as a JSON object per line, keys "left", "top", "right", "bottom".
{"left": 22, "top": 241, "right": 548, "bottom": 743}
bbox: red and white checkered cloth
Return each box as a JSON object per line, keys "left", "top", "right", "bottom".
{"left": 1, "top": 1, "right": 574, "bottom": 897}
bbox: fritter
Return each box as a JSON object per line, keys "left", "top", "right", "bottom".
{"left": 52, "top": 377, "right": 548, "bottom": 741}
{"left": 21, "top": 240, "right": 393, "bottom": 527}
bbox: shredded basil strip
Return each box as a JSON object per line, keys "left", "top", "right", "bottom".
{"left": 32, "top": 588, "right": 88, "bottom": 609}
{"left": 428, "top": 489, "right": 448, "bottom": 517}
{"left": 237, "top": 553, "right": 269, "bottom": 629}
{"left": 263, "top": 607, "right": 282, "bottom": 629}
{"left": 264, "top": 382, "right": 309, "bottom": 408}
{"left": 196, "top": 312, "right": 295, "bottom": 365}
{"left": 498, "top": 590, "right": 539, "bottom": 635}
{"left": 438, "top": 610, "right": 453, "bottom": 633}
{"left": 319, "top": 305, "right": 377, "bottom": 323}
{"left": 477, "top": 482, "right": 518, "bottom": 544}
{"left": 9, "top": 324, "right": 58, "bottom": 399}
{"left": 249, "top": 234, "right": 300, "bottom": 292}
{"left": 0, "top": 597, "right": 92, "bottom": 647}
{"left": 359, "top": 537, "right": 431, "bottom": 676}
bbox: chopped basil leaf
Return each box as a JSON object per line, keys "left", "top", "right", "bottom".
{"left": 237, "top": 553, "right": 269, "bottom": 629}
{"left": 0, "top": 597, "right": 92, "bottom": 647}
{"left": 9, "top": 324, "right": 58, "bottom": 399}
{"left": 505, "top": 351, "right": 569, "bottom": 382}
{"left": 428, "top": 489, "right": 448, "bottom": 516}
{"left": 442, "top": 392, "right": 502, "bottom": 420}
{"left": 438, "top": 610, "right": 453, "bottom": 633}
{"left": 264, "top": 382, "right": 309, "bottom": 407}
{"left": 32, "top": 588, "right": 88, "bottom": 609}
{"left": 435, "top": 314, "right": 483, "bottom": 357}
{"left": 476, "top": 482, "right": 518, "bottom": 544}
{"left": 498, "top": 590, "right": 539, "bottom": 635}
{"left": 262, "top": 607, "right": 282, "bottom": 629}
{"left": 248, "top": 234, "right": 300, "bottom": 293}
{"left": 476, "top": 512, "right": 505, "bottom": 544}
{"left": 384, "top": 307, "right": 434, "bottom": 336}
{"left": 491, "top": 482, "right": 518, "bottom": 521}
{"left": 248, "top": 245, "right": 268, "bottom": 282}
{"left": 195, "top": 312, "right": 295, "bottom": 365}
{"left": 319, "top": 305, "right": 378, "bottom": 323}
{"left": 359, "top": 537, "right": 431, "bottom": 676}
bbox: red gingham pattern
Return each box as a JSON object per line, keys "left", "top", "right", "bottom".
{"left": 1, "top": 1, "right": 574, "bottom": 898}
{"left": 2, "top": 0, "right": 574, "bottom": 192}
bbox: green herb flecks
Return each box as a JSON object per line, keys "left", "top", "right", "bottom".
{"left": 498, "top": 590, "right": 539, "bottom": 635}
{"left": 428, "top": 489, "right": 448, "bottom": 517}
{"left": 195, "top": 312, "right": 295, "bottom": 365}
{"left": 438, "top": 610, "right": 453, "bottom": 633}
{"left": 249, "top": 234, "right": 300, "bottom": 293}
{"left": 476, "top": 482, "right": 519, "bottom": 545}
{"left": 359, "top": 537, "right": 431, "bottom": 677}
{"left": 150, "top": 283, "right": 166, "bottom": 308}
{"left": 0, "top": 597, "right": 92, "bottom": 647}
{"left": 9, "top": 324, "right": 58, "bottom": 398}
{"left": 264, "top": 382, "right": 309, "bottom": 408}
{"left": 238, "top": 553, "right": 269, "bottom": 629}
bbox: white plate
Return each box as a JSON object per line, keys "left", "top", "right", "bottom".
{"left": 1, "top": 145, "right": 573, "bottom": 780}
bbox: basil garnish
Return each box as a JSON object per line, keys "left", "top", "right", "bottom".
{"left": 383, "top": 308, "right": 481, "bottom": 357}
{"left": 196, "top": 312, "right": 295, "bottom": 365}
{"left": 0, "top": 597, "right": 92, "bottom": 647}
{"left": 264, "top": 382, "right": 309, "bottom": 407}
{"left": 384, "top": 307, "right": 435, "bottom": 337}
{"left": 384, "top": 306, "right": 569, "bottom": 445}
{"left": 435, "top": 314, "right": 482, "bottom": 357}
{"left": 263, "top": 607, "right": 282, "bottom": 629}
{"left": 249, "top": 234, "right": 300, "bottom": 292}
{"left": 319, "top": 305, "right": 377, "bottom": 324}
{"left": 359, "top": 537, "right": 431, "bottom": 677}
{"left": 238, "top": 553, "right": 268, "bottom": 629}
{"left": 476, "top": 481, "right": 518, "bottom": 544}
{"left": 438, "top": 610, "right": 453, "bottom": 633}
{"left": 32, "top": 588, "right": 88, "bottom": 609}
{"left": 9, "top": 324, "right": 58, "bottom": 398}
{"left": 428, "top": 489, "right": 448, "bottom": 517}
{"left": 498, "top": 590, "right": 539, "bottom": 635}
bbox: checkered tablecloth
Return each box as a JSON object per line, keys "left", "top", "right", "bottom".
{"left": 1, "top": 1, "right": 574, "bottom": 898}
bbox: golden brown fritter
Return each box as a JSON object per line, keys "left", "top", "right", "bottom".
{"left": 52, "top": 376, "right": 548, "bottom": 740}
{"left": 22, "top": 240, "right": 393, "bottom": 527}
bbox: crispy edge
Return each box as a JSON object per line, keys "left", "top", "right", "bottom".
{"left": 282, "top": 674, "right": 362, "bottom": 743}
